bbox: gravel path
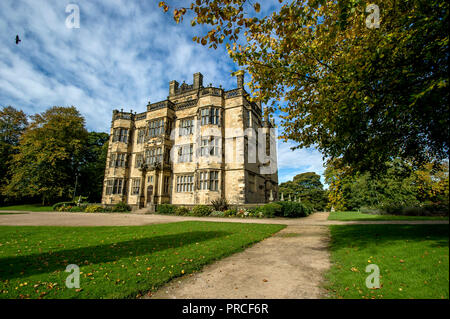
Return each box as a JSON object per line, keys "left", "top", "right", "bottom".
{"left": 146, "top": 213, "right": 332, "bottom": 299}
{"left": 0, "top": 210, "right": 447, "bottom": 227}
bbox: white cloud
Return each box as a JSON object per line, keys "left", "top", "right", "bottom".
{"left": 1, "top": 0, "right": 327, "bottom": 185}
{"left": 277, "top": 140, "right": 325, "bottom": 171}
{"left": 0, "top": 0, "right": 237, "bottom": 132}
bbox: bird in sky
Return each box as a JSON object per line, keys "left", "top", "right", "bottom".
{"left": 16, "top": 35, "right": 21, "bottom": 45}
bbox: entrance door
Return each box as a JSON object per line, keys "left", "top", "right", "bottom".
{"left": 147, "top": 185, "right": 154, "bottom": 204}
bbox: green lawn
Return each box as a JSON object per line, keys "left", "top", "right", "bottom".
{"left": 0, "top": 221, "right": 284, "bottom": 299}
{"left": 0, "top": 204, "right": 53, "bottom": 212}
{"left": 328, "top": 211, "right": 449, "bottom": 221}
{"left": 325, "top": 224, "right": 449, "bottom": 299}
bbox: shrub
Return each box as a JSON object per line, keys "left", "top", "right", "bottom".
{"left": 400, "top": 206, "right": 426, "bottom": 216}
{"left": 157, "top": 204, "right": 176, "bottom": 215}
{"left": 175, "top": 206, "right": 190, "bottom": 216}
{"left": 302, "top": 202, "right": 315, "bottom": 213}
{"left": 210, "top": 198, "right": 229, "bottom": 211}
{"left": 112, "top": 201, "right": 131, "bottom": 212}
{"left": 52, "top": 201, "right": 76, "bottom": 211}
{"left": 275, "top": 201, "right": 313, "bottom": 218}
{"left": 223, "top": 208, "right": 237, "bottom": 217}
{"left": 69, "top": 206, "right": 83, "bottom": 212}
{"left": 190, "top": 205, "right": 213, "bottom": 216}
{"left": 259, "top": 203, "right": 282, "bottom": 218}
{"left": 210, "top": 211, "right": 225, "bottom": 217}
{"left": 422, "top": 201, "right": 449, "bottom": 216}
{"left": 236, "top": 208, "right": 250, "bottom": 218}
{"left": 85, "top": 205, "right": 104, "bottom": 213}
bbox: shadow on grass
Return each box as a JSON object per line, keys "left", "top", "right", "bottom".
{"left": 0, "top": 230, "right": 230, "bottom": 280}
{"left": 329, "top": 224, "right": 449, "bottom": 250}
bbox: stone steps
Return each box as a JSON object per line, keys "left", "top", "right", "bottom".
{"left": 132, "top": 204, "right": 156, "bottom": 215}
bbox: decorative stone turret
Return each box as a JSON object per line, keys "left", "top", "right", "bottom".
{"left": 169, "top": 80, "right": 179, "bottom": 96}
{"left": 235, "top": 70, "right": 244, "bottom": 88}
{"left": 193, "top": 72, "right": 203, "bottom": 89}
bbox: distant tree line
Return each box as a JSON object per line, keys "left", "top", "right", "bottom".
{"left": 278, "top": 172, "right": 328, "bottom": 211}
{"left": 325, "top": 158, "right": 449, "bottom": 215}
{"left": 278, "top": 159, "right": 448, "bottom": 215}
{"left": 0, "top": 106, "right": 108, "bottom": 205}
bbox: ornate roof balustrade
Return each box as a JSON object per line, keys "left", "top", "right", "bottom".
{"left": 177, "top": 82, "right": 194, "bottom": 94}
{"left": 176, "top": 99, "right": 198, "bottom": 110}
{"left": 135, "top": 112, "right": 146, "bottom": 121}
{"left": 225, "top": 88, "right": 244, "bottom": 99}
{"left": 113, "top": 111, "right": 133, "bottom": 121}
{"left": 200, "top": 87, "right": 223, "bottom": 97}
{"left": 147, "top": 100, "right": 175, "bottom": 111}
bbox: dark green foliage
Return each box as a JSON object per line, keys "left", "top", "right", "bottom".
{"left": 52, "top": 201, "right": 76, "bottom": 211}
{"left": 275, "top": 201, "right": 313, "bottom": 218}
{"left": 174, "top": 206, "right": 190, "bottom": 216}
{"left": 190, "top": 205, "right": 213, "bottom": 216}
{"left": 1, "top": 106, "right": 109, "bottom": 205}
{"left": 3, "top": 106, "right": 89, "bottom": 205}
{"left": 223, "top": 208, "right": 237, "bottom": 217}
{"left": 112, "top": 201, "right": 131, "bottom": 212}
{"left": 210, "top": 198, "right": 229, "bottom": 211}
{"left": 156, "top": 204, "right": 176, "bottom": 215}
{"left": 325, "top": 159, "right": 449, "bottom": 214}
{"left": 279, "top": 172, "right": 328, "bottom": 211}
{"left": 257, "top": 203, "right": 282, "bottom": 218}
{"left": 0, "top": 106, "right": 28, "bottom": 205}
{"left": 77, "top": 132, "right": 109, "bottom": 202}
{"left": 210, "top": 211, "right": 225, "bottom": 217}
{"left": 68, "top": 206, "right": 83, "bottom": 212}
{"left": 328, "top": 211, "right": 448, "bottom": 221}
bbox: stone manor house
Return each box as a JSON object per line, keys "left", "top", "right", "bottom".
{"left": 101, "top": 71, "right": 278, "bottom": 209}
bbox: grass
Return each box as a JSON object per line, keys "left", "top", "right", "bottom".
{"left": 0, "top": 204, "right": 53, "bottom": 212}
{"left": 0, "top": 221, "right": 284, "bottom": 299}
{"left": 325, "top": 224, "right": 449, "bottom": 299}
{"left": 328, "top": 211, "right": 449, "bottom": 221}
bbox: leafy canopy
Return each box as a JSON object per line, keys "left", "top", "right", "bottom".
{"left": 279, "top": 172, "right": 328, "bottom": 210}
{"left": 0, "top": 106, "right": 28, "bottom": 203}
{"left": 160, "top": 0, "right": 449, "bottom": 173}
{"left": 2, "top": 106, "right": 88, "bottom": 204}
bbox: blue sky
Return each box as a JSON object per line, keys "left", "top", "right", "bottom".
{"left": 0, "top": 0, "right": 326, "bottom": 184}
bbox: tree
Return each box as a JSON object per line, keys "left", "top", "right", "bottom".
{"left": 279, "top": 172, "right": 328, "bottom": 210}
{"left": 2, "top": 106, "right": 88, "bottom": 205}
{"left": 0, "top": 106, "right": 28, "bottom": 204}
{"left": 324, "top": 158, "right": 449, "bottom": 212}
{"left": 77, "top": 132, "right": 109, "bottom": 202}
{"left": 324, "top": 158, "right": 348, "bottom": 211}
{"left": 160, "top": 0, "right": 449, "bottom": 173}
{"left": 415, "top": 162, "right": 449, "bottom": 207}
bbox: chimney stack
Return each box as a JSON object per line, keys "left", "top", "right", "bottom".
{"left": 235, "top": 70, "right": 244, "bottom": 89}
{"left": 169, "top": 80, "right": 179, "bottom": 96}
{"left": 193, "top": 72, "right": 203, "bottom": 89}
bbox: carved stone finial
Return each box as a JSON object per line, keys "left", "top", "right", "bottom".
{"left": 235, "top": 70, "right": 244, "bottom": 88}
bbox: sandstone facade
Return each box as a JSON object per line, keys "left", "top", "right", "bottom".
{"left": 101, "top": 72, "right": 278, "bottom": 208}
